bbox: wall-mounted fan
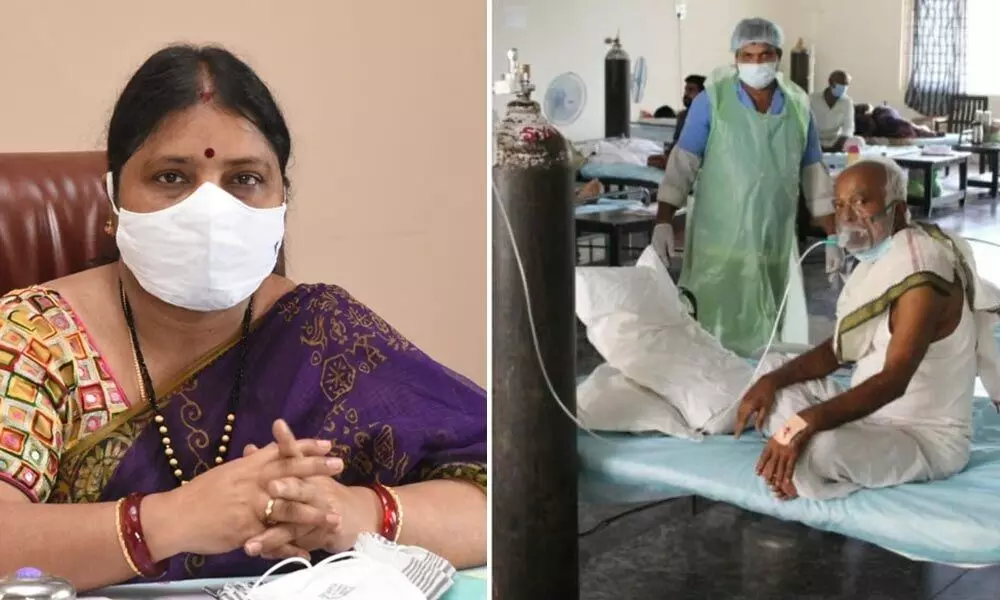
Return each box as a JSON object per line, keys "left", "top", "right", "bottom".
{"left": 543, "top": 72, "right": 587, "bottom": 126}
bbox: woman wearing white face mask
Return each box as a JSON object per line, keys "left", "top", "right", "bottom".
{"left": 651, "top": 17, "right": 843, "bottom": 357}
{"left": 0, "top": 45, "right": 486, "bottom": 592}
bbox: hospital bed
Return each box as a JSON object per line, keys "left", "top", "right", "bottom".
{"left": 630, "top": 119, "right": 677, "bottom": 147}
{"left": 573, "top": 137, "right": 666, "bottom": 199}
{"left": 577, "top": 360, "right": 1000, "bottom": 567}
{"left": 577, "top": 162, "right": 664, "bottom": 193}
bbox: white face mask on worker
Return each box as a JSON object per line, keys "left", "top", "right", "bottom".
{"left": 737, "top": 62, "right": 778, "bottom": 89}
{"left": 106, "top": 173, "right": 286, "bottom": 312}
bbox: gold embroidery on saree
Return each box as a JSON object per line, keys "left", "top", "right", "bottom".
{"left": 175, "top": 381, "right": 214, "bottom": 476}
{"left": 185, "top": 553, "right": 206, "bottom": 578}
{"left": 424, "top": 462, "right": 488, "bottom": 493}
{"left": 54, "top": 316, "right": 261, "bottom": 502}
{"left": 50, "top": 284, "right": 486, "bottom": 531}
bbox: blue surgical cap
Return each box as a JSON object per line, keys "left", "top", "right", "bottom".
{"left": 730, "top": 18, "right": 784, "bottom": 53}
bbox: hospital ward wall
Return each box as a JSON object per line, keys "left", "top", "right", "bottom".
{"left": 798, "top": 0, "right": 917, "bottom": 117}
{"left": 0, "top": 0, "right": 487, "bottom": 385}
{"left": 492, "top": 0, "right": 805, "bottom": 141}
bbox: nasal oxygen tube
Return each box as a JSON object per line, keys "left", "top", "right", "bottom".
{"left": 741, "top": 237, "right": 836, "bottom": 395}
{"left": 495, "top": 185, "right": 1000, "bottom": 443}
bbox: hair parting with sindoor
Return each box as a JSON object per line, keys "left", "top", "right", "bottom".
{"left": 99, "top": 44, "right": 291, "bottom": 274}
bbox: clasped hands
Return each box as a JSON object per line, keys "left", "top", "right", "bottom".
{"left": 170, "top": 419, "right": 378, "bottom": 560}
{"left": 734, "top": 376, "right": 816, "bottom": 501}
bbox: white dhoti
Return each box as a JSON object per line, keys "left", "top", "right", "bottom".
{"left": 756, "top": 354, "right": 971, "bottom": 501}
{"left": 761, "top": 223, "right": 1000, "bottom": 501}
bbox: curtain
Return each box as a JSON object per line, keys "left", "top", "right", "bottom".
{"left": 905, "top": 0, "right": 968, "bottom": 116}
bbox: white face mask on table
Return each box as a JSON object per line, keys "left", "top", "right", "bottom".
{"left": 216, "top": 533, "right": 458, "bottom": 600}
{"left": 241, "top": 553, "right": 425, "bottom": 600}
{"left": 106, "top": 173, "right": 286, "bottom": 312}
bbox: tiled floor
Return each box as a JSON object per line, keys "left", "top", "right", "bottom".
{"left": 576, "top": 190, "right": 1000, "bottom": 599}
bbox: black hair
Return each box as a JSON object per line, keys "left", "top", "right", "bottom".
{"left": 653, "top": 105, "right": 677, "bottom": 118}
{"left": 106, "top": 44, "right": 292, "bottom": 201}
{"left": 684, "top": 74, "right": 707, "bottom": 89}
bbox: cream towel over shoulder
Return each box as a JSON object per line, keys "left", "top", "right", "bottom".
{"left": 833, "top": 223, "right": 1000, "bottom": 408}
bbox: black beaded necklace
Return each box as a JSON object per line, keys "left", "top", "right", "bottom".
{"left": 118, "top": 280, "right": 254, "bottom": 485}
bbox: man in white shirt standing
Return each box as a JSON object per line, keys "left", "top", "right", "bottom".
{"left": 810, "top": 70, "right": 855, "bottom": 151}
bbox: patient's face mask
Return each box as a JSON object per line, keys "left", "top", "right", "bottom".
{"left": 106, "top": 173, "right": 287, "bottom": 312}
{"left": 835, "top": 197, "right": 901, "bottom": 262}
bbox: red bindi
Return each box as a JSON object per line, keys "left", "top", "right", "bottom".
{"left": 199, "top": 90, "right": 215, "bottom": 103}
{"left": 204, "top": 148, "right": 215, "bottom": 159}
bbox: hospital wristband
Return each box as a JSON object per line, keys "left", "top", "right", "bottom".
{"left": 774, "top": 414, "right": 810, "bottom": 446}
{"left": 117, "top": 493, "right": 168, "bottom": 579}
{"left": 366, "top": 482, "right": 403, "bottom": 542}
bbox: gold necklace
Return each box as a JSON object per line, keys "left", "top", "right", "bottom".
{"left": 119, "top": 281, "right": 252, "bottom": 484}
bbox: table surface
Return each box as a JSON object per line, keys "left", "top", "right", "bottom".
{"left": 954, "top": 143, "right": 1000, "bottom": 153}
{"left": 84, "top": 567, "right": 487, "bottom": 599}
{"left": 893, "top": 150, "right": 972, "bottom": 165}
{"left": 575, "top": 209, "right": 656, "bottom": 225}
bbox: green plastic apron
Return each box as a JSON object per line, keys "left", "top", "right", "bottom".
{"left": 678, "top": 68, "right": 810, "bottom": 357}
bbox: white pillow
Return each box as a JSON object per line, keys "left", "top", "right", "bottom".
{"left": 575, "top": 248, "right": 753, "bottom": 434}
{"left": 577, "top": 364, "right": 702, "bottom": 440}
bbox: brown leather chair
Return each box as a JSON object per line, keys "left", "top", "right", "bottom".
{"left": 0, "top": 151, "right": 286, "bottom": 295}
{"left": 0, "top": 152, "right": 116, "bottom": 294}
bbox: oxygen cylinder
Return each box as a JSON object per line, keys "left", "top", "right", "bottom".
{"left": 604, "top": 34, "right": 631, "bottom": 139}
{"left": 789, "top": 37, "right": 813, "bottom": 93}
{"left": 492, "top": 51, "right": 579, "bottom": 600}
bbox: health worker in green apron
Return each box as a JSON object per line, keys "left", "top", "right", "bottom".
{"left": 651, "top": 18, "right": 843, "bottom": 357}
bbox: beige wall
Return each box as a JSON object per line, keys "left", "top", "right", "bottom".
{"left": 800, "top": 0, "right": 915, "bottom": 115}
{"left": 0, "top": 0, "right": 487, "bottom": 384}
{"left": 491, "top": 0, "right": 931, "bottom": 136}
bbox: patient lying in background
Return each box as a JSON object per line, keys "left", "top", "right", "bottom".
{"left": 854, "top": 103, "right": 937, "bottom": 139}
{"left": 736, "top": 157, "right": 999, "bottom": 501}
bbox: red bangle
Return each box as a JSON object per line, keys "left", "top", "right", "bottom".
{"left": 118, "top": 493, "right": 167, "bottom": 579}
{"left": 366, "top": 483, "right": 402, "bottom": 542}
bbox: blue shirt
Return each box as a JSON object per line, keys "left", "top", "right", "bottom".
{"left": 676, "top": 84, "right": 823, "bottom": 168}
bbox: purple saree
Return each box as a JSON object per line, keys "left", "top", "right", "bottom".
{"left": 52, "top": 283, "right": 486, "bottom": 581}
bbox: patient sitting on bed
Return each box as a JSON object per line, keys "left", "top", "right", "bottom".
{"left": 734, "top": 157, "right": 1000, "bottom": 502}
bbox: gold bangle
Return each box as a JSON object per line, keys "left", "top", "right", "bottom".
{"left": 384, "top": 485, "right": 404, "bottom": 543}
{"left": 114, "top": 498, "right": 143, "bottom": 577}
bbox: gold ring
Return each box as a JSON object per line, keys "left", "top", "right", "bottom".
{"left": 263, "top": 498, "right": 276, "bottom": 525}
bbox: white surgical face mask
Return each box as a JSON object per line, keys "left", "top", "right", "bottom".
{"left": 221, "top": 554, "right": 426, "bottom": 600}
{"left": 106, "top": 173, "right": 286, "bottom": 312}
{"left": 737, "top": 61, "right": 778, "bottom": 90}
{"left": 218, "top": 534, "right": 458, "bottom": 600}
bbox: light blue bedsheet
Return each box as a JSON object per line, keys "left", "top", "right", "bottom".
{"left": 578, "top": 163, "right": 664, "bottom": 185}
{"left": 578, "top": 390, "right": 1000, "bottom": 566}
{"left": 911, "top": 133, "right": 961, "bottom": 147}
{"left": 574, "top": 199, "right": 646, "bottom": 215}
